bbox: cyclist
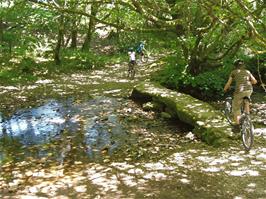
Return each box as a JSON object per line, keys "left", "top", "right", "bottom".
{"left": 128, "top": 47, "right": 136, "bottom": 77}
{"left": 136, "top": 41, "right": 146, "bottom": 62}
{"left": 223, "top": 59, "right": 257, "bottom": 126}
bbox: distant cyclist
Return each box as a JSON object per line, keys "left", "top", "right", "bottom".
{"left": 224, "top": 59, "right": 257, "bottom": 125}
{"left": 128, "top": 47, "right": 136, "bottom": 65}
{"left": 128, "top": 47, "right": 136, "bottom": 78}
{"left": 136, "top": 41, "right": 146, "bottom": 62}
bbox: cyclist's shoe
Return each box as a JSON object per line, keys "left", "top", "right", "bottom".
{"left": 232, "top": 124, "right": 240, "bottom": 133}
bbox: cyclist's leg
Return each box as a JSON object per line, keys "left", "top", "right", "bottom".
{"left": 233, "top": 91, "right": 252, "bottom": 124}
{"left": 242, "top": 90, "right": 252, "bottom": 114}
{"left": 243, "top": 98, "right": 250, "bottom": 114}
{"left": 232, "top": 93, "right": 242, "bottom": 125}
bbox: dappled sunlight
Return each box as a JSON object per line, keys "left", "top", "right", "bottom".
{"left": 36, "top": 79, "right": 53, "bottom": 84}
{"left": 1, "top": 54, "right": 266, "bottom": 198}
{"left": 0, "top": 86, "right": 20, "bottom": 94}
{"left": 226, "top": 169, "right": 259, "bottom": 177}
{"left": 2, "top": 141, "right": 266, "bottom": 198}
{"left": 164, "top": 146, "right": 266, "bottom": 179}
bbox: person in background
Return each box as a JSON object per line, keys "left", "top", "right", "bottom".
{"left": 224, "top": 59, "right": 257, "bottom": 126}
{"left": 128, "top": 47, "right": 136, "bottom": 77}
{"left": 128, "top": 47, "right": 136, "bottom": 65}
{"left": 136, "top": 41, "right": 146, "bottom": 62}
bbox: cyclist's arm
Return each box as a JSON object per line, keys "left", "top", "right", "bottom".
{"left": 250, "top": 73, "right": 257, "bottom": 85}
{"left": 224, "top": 76, "right": 233, "bottom": 92}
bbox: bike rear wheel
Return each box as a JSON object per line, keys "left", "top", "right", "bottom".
{"left": 142, "top": 54, "right": 148, "bottom": 62}
{"left": 240, "top": 114, "right": 254, "bottom": 151}
{"left": 128, "top": 63, "right": 135, "bottom": 79}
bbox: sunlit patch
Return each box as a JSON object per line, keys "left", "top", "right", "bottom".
{"left": 234, "top": 196, "right": 244, "bottom": 199}
{"left": 74, "top": 185, "right": 87, "bottom": 193}
{"left": 36, "top": 79, "right": 53, "bottom": 84}
{"left": 231, "top": 162, "right": 241, "bottom": 167}
{"left": 202, "top": 167, "right": 222, "bottom": 172}
{"left": 128, "top": 168, "right": 144, "bottom": 175}
{"left": 250, "top": 160, "right": 263, "bottom": 165}
{"left": 180, "top": 178, "right": 190, "bottom": 184}
{"left": 184, "top": 132, "right": 196, "bottom": 140}
{"left": 226, "top": 169, "right": 259, "bottom": 176}
{"left": 27, "top": 85, "right": 38, "bottom": 90}
{"left": 143, "top": 172, "right": 167, "bottom": 180}
{"left": 227, "top": 170, "right": 247, "bottom": 176}
{"left": 170, "top": 152, "right": 187, "bottom": 167}
{"left": 103, "top": 89, "right": 122, "bottom": 94}
{"left": 144, "top": 162, "right": 173, "bottom": 171}
{"left": 247, "top": 183, "right": 256, "bottom": 188}
{"left": 119, "top": 173, "right": 138, "bottom": 187}
{"left": 111, "top": 162, "right": 135, "bottom": 170}
{"left": 196, "top": 156, "right": 214, "bottom": 163}
{"left": 209, "top": 157, "right": 229, "bottom": 165}
{"left": 0, "top": 86, "right": 20, "bottom": 90}
{"left": 254, "top": 128, "right": 266, "bottom": 136}
{"left": 197, "top": 121, "right": 205, "bottom": 126}
{"left": 228, "top": 155, "right": 245, "bottom": 162}
{"left": 256, "top": 153, "right": 266, "bottom": 161}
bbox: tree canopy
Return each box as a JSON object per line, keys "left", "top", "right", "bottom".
{"left": 0, "top": 0, "right": 265, "bottom": 89}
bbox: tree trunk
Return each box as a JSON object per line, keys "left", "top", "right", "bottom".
{"left": 82, "top": 1, "right": 98, "bottom": 51}
{"left": 54, "top": 15, "right": 64, "bottom": 65}
{"left": 70, "top": 29, "right": 77, "bottom": 49}
{"left": 0, "top": 18, "right": 3, "bottom": 52}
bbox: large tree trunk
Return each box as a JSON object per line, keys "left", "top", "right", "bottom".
{"left": 82, "top": 1, "right": 98, "bottom": 51}
{"left": 0, "top": 19, "right": 3, "bottom": 42}
{"left": 70, "top": 28, "right": 77, "bottom": 49}
{"left": 0, "top": 18, "right": 4, "bottom": 52}
{"left": 54, "top": 15, "right": 64, "bottom": 65}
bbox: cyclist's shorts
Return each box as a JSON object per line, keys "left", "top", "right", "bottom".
{"left": 232, "top": 90, "right": 252, "bottom": 116}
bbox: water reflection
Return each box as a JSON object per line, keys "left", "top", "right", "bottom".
{"left": 1, "top": 100, "right": 67, "bottom": 145}
{"left": 0, "top": 97, "right": 129, "bottom": 164}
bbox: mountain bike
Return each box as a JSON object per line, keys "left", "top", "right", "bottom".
{"left": 128, "top": 61, "right": 136, "bottom": 79}
{"left": 224, "top": 96, "right": 254, "bottom": 151}
{"left": 141, "top": 51, "right": 149, "bottom": 63}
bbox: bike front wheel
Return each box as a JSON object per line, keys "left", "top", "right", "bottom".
{"left": 224, "top": 97, "right": 233, "bottom": 125}
{"left": 240, "top": 115, "right": 254, "bottom": 151}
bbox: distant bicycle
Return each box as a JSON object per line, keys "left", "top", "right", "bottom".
{"left": 224, "top": 95, "right": 254, "bottom": 151}
{"left": 127, "top": 61, "right": 136, "bottom": 79}
{"left": 141, "top": 51, "right": 149, "bottom": 63}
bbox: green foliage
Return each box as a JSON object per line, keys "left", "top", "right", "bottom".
{"left": 0, "top": 69, "right": 37, "bottom": 85}
{"left": 61, "top": 50, "right": 107, "bottom": 71}
{"left": 180, "top": 68, "right": 230, "bottom": 100}
{"left": 152, "top": 55, "right": 232, "bottom": 100}
{"left": 19, "top": 57, "right": 37, "bottom": 74}
{"left": 151, "top": 55, "right": 186, "bottom": 89}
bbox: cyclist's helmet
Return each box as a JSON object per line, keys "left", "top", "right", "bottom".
{"left": 234, "top": 59, "right": 244, "bottom": 67}
{"left": 129, "top": 47, "right": 134, "bottom": 52}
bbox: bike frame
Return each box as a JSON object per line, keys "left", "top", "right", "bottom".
{"left": 224, "top": 95, "right": 254, "bottom": 151}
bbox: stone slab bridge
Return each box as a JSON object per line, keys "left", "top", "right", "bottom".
{"left": 131, "top": 81, "right": 234, "bottom": 146}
